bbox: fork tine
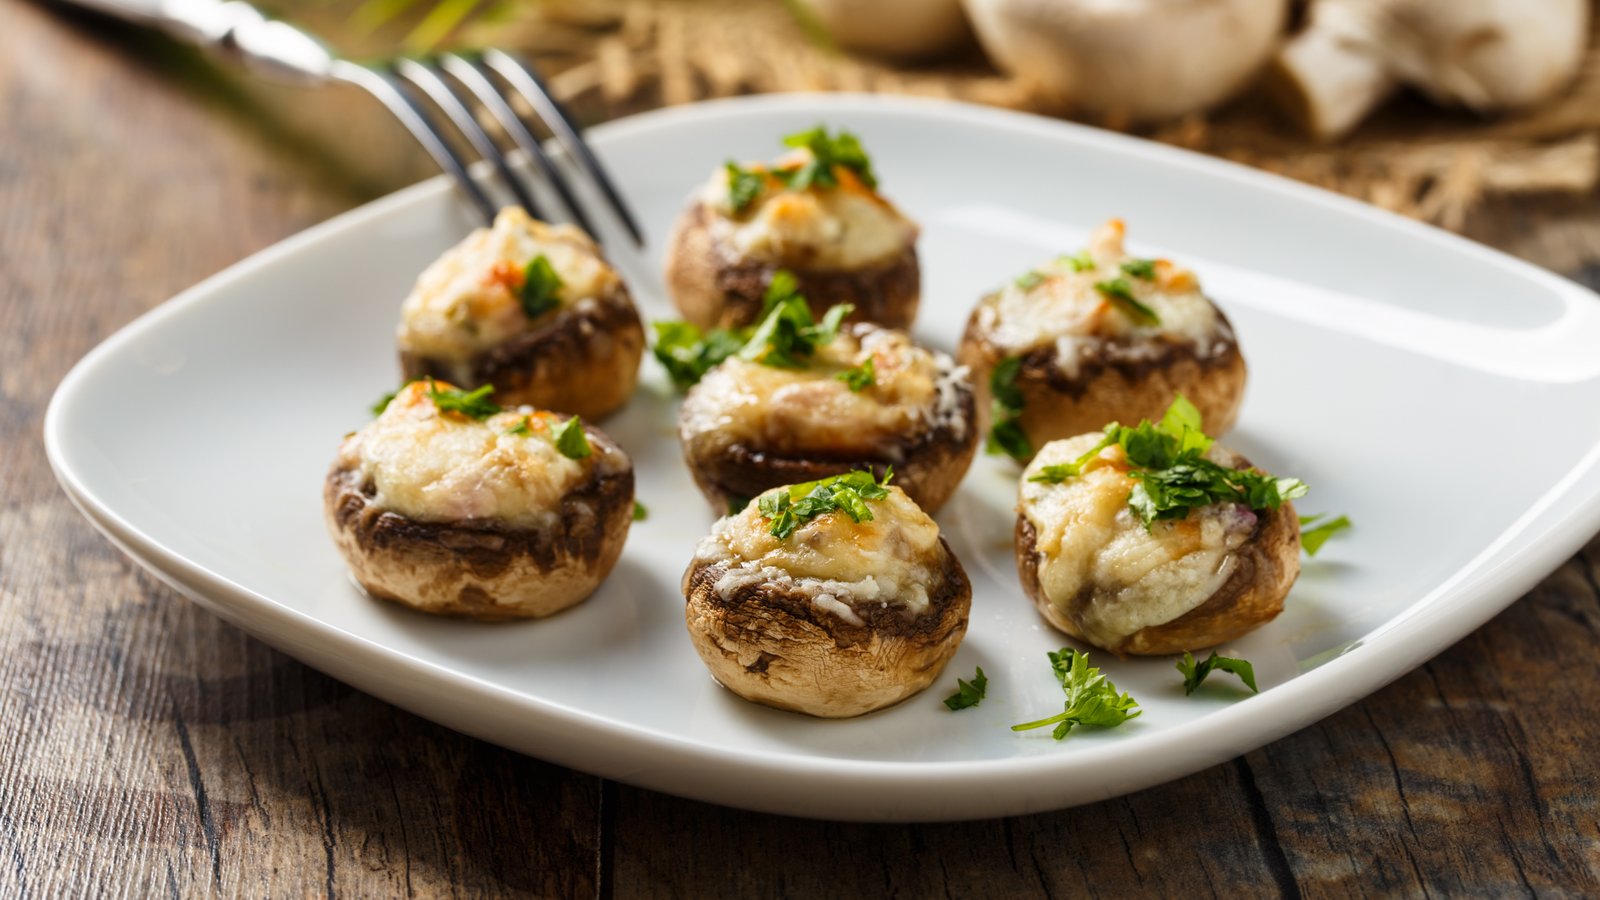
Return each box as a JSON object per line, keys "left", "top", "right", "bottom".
{"left": 438, "top": 53, "right": 601, "bottom": 241}
{"left": 330, "top": 60, "right": 496, "bottom": 225}
{"left": 481, "top": 49, "right": 646, "bottom": 248}
{"left": 393, "top": 58, "right": 544, "bottom": 220}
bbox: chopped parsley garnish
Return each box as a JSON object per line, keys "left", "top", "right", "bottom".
{"left": 370, "top": 380, "right": 416, "bottom": 416}
{"left": 727, "top": 496, "right": 750, "bottom": 516}
{"left": 724, "top": 161, "right": 766, "bottom": 214}
{"left": 633, "top": 500, "right": 648, "bottom": 521}
{"left": 1060, "top": 250, "right": 1096, "bottom": 273}
{"left": 1120, "top": 258, "right": 1158, "bottom": 280}
{"left": 1094, "top": 277, "right": 1161, "bottom": 326}
{"left": 778, "top": 125, "right": 878, "bottom": 191}
{"left": 738, "top": 271, "right": 851, "bottom": 369}
{"left": 757, "top": 468, "right": 892, "bottom": 540}
{"left": 836, "top": 356, "right": 875, "bottom": 392}
{"left": 943, "top": 667, "right": 988, "bottom": 711}
{"left": 1012, "top": 649, "right": 1140, "bottom": 739}
{"left": 551, "top": 415, "right": 592, "bottom": 459}
{"left": 651, "top": 321, "right": 746, "bottom": 390}
{"left": 425, "top": 381, "right": 501, "bottom": 420}
{"left": 1299, "top": 513, "right": 1352, "bottom": 556}
{"left": 504, "top": 416, "right": 534, "bottom": 436}
{"left": 653, "top": 322, "right": 744, "bottom": 390}
{"left": 1177, "top": 651, "right": 1258, "bottom": 695}
{"left": 984, "top": 356, "right": 1032, "bottom": 461}
{"left": 519, "top": 254, "right": 563, "bottom": 321}
{"left": 1027, "top": 395, "right": 1308, "bottom": 529}
{"left": 1014, "top": 270, "right": 1046, "bottom": 291}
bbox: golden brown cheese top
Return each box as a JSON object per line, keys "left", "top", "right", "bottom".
{"left": 698, "top": 154, "right": 918, "bottom": 271}
{"left": 973, "top": 220, "right": 1228, "bottom": 374}
{"left": 397, "top": 207, "right": 621, "bottom": 363}
{"left": 694, "top": 484, "right": 943, "bottom": 623}
{"left": 338, "top": 382, "right": 623, "bottom": 530}
{"left": 679, "top": 326, "right": 968, "bottom": 458}
{"left": 1018, "top": 433, "right": 1258, "bottom": 648}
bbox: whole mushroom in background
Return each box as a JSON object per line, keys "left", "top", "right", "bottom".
{"left": 1269, "top": 0, "right": 1591, "bottom": 140}
{"left": 959, "top": 0, "right": 1290, "bottom": 123}
{"left": 793, "top": 0, "right": 974, "bottom": 60}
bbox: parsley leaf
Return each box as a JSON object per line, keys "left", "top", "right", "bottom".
{"left": 504, "top": 416, "right": 534, "bottom": 436}
{"left": 738, "top": 272, "right": 851, "bottom": 370}
{"left": 1299, "top": 513, "right": 1352, "bottom": 556}
{"left": 1060, "top": 250, "right": 1096, "bottom": 273}
{"left": 1120, "top": 258, "right": 1158, "bottom": 280}
{"left": 836, "top": 356, "right": 875, "bottom": 392}
{"left": 1014, "top": 270, "right": 1046, "bottom": 291}
{"left": 551, "top": 415, "right": 592, "bottom": 460}
{"left": 633, "top": 500, "right": 648, "bottom": 521}
{"left": 757, "top": 468, "right": 892, "bottom": 540}
{"left": 1094, "top": 277, "right": 1161, "bottom": 326}
{"left": 985, "top": 356, "right": 1032, "bottom": 461}
{"left": 370, "top": 380, "right": 416, "bottom": 416}
{"left": 1177, "top": 651, "right": 1259, "bottom": 695}
{"left": 779, "top": 125, "right": 878, "bottom": 190}
{"left": 943, "top": 667, "right": 988, "bottom": 711}
{"left": 519, "top": 255, "right": 563, "bottom": 321}
{"left": 725, "top": 161, "right": 766, "bottom": 214}
{"left": 426, "top": 381, "right": 501, "bottom": 419}
{"left": 1026, "top": 395, "right": 1307, "bottom": 528}
{"left": 727, "top": 496, "right": 750, "bottom": 516}
{"left": 1013, "top": 649, "right": 1140, "bottom": 739}
{"left": 651, "top": 321, "right": 747, "bottom": 390}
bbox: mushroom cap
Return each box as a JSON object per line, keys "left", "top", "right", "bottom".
{"left": 1013, "top": 445, "right": 1299, "bottom": 655}
{"left": 959, "top": 305, "right": 1246, "bottom": 461}
{"left": 795, "top": 0, "right": 974, "bottom": 61}
{"left": 683, "top": 537, "right": 972, "bottom": 717}
{"left": 962, "top": 0, "right": 1289, "bottom": 122}
{"left": 401, "top": 282, "right": 644, "bottom": 422}
{"left": 678, "top": 323, "right": 978, "bottom": 513}
{"left": 323, "top": 422, "right": 633, "bottom": 620}
{"left": 664, "top": 200, "right": 921, "bottom": 331}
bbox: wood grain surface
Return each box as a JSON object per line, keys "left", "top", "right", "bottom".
{"left": 3, "top": 2, "right": 1599, "bottom": 896}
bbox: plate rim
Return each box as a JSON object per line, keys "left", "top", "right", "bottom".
{"left": 43, "top": 92, "right": 1600, "bottom": 820}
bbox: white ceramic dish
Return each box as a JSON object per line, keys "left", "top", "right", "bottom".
{"left": 45, "top": 95, "right": 1600, "bottom": 822}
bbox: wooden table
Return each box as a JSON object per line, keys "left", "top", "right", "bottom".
{"left": 5, "top": 3, "right": 1599, "bottom": 895}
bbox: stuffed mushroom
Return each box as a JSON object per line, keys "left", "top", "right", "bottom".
{"left": 673, "top": 279, "right": 976, "bottom": 514}
{"left": 324, "top": 380, "right": 633, "bottom": 620}
{"left": 664, "top": 125, "right": 920, "bottom": 331}
{"left": 960, "top": 219, "right": 1246, "bottom": 462}
{"left": 1013, "top": 397, "right": 1302, "bottom": 655}
{"left": 683, "top": 471, "right": 972, "bottom": 717}
{"left": 397, "top": 207, "right": 645, "bottom": 421}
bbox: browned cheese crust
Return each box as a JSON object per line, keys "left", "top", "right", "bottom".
{"left": 322, "top": 425, "right": 634, "bottom": 621}
{"left": 400, "top": 284, "right": 645, "bottom": 421}
{"left": 682, "top": 538, "right": 972, "bottom": 717}
{"left": 1014, "top": 500, "right": 1301, "bottom": 656}
{"left": 663, "top": 202, "right": 921, "bottom": 331}
{"left": 958, "top": 302, "right": 1247, "bottom": 461}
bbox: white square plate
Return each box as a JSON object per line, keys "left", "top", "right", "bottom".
{"left": 45, "top": 95, "right": 1600, "bottom": 821}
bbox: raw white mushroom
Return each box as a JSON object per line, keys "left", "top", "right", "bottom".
{"left": 794, "top": 0, "right": 973, "bottom": 60}
{"left": 960, "top": 0, "right": 1289, "bottom": 122}
{"left": 1270, "top": 0, "right": 1591, "bottom": 140}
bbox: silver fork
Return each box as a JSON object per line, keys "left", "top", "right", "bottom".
{"left": 56, "top": 0, "right": 645, "bottom": 247}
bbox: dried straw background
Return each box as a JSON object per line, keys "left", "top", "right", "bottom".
{"left": 464, "top": 0, "right": 1600, "bottom": 230}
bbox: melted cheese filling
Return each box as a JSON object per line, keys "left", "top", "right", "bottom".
{"left": 397, "top": 207, "right": 621, "bottom": 364}
{"left": 1018, "top": 434, "right": 1258, "bottom": 648}
{"left": 973, "top": 220, "right": 1226, "bottom": 376}
{"left": 679, "top": 327, "right": 967, "bottom": 458}
{"left": 694, "top": 486, "right": 943, "bottom": 624}
{"left": 699, "top": 157, "right": 917, "bottom": 271}
{"left": 340, "top": 382, "right": 608, "bottom": 530}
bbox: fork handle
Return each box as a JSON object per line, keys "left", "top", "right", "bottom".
{"left": 58, "top": 0, "right": 334, "bottom": 83}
